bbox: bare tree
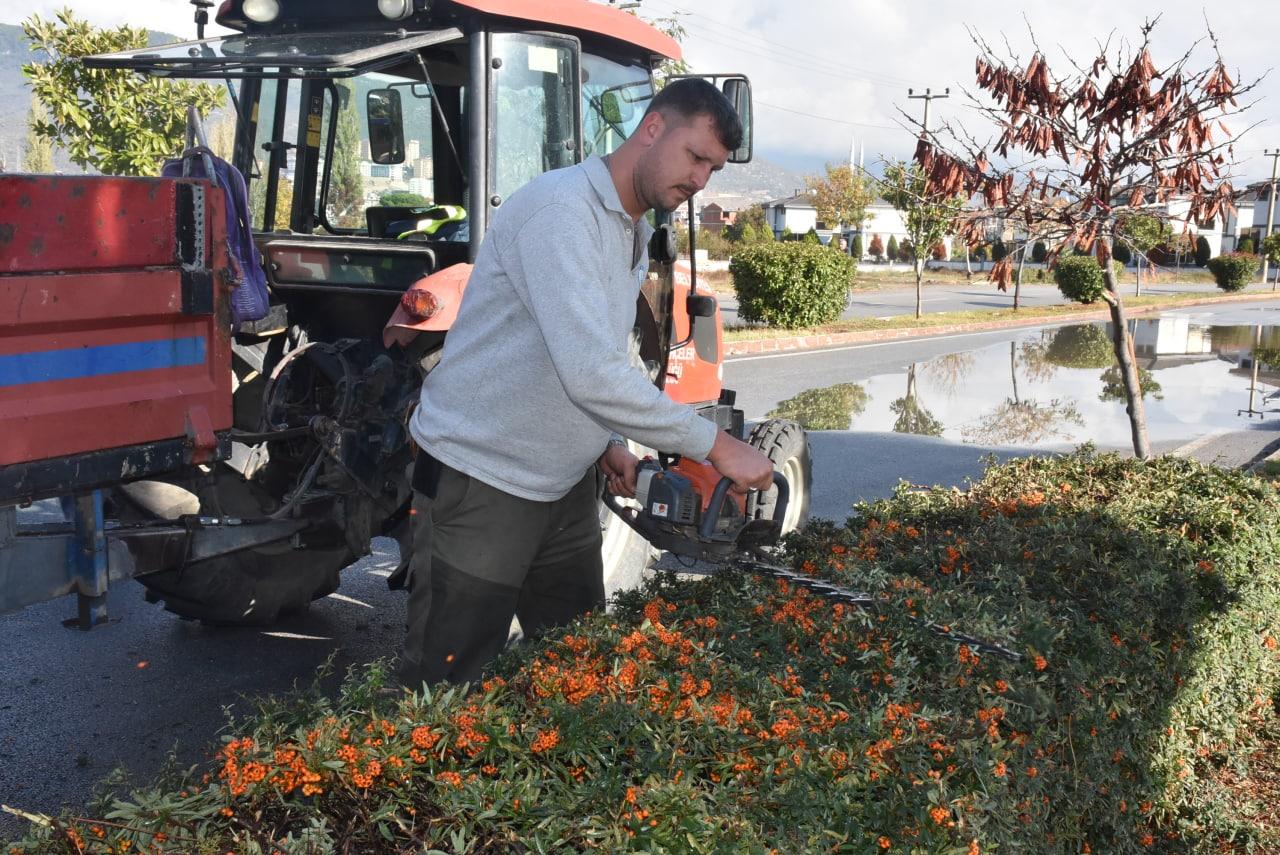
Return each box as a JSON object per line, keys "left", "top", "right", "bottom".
{"left": 878, "top": 159, "right": 965, "bottom": 319}
{"left": 916, "top": 18, "right": 1259, "bottom": 458}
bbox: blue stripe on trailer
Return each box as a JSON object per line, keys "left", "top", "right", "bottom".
{"left": 0, "top": 337, "right": 206, "bottom": 388}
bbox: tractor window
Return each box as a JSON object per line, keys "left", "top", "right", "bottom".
{"left": 320, "top": 71, "right": 436, "bottom": 231}
{"left": 491, "top": 33, "right": 578, "bottom": 203}
{"left": 248, "top": 77, "right": 301, "bottom": 231}
{"left": 582, "top": 55, "right": 652, "bottom": 158}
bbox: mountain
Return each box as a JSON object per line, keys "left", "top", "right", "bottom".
{"left": 0, "top": 24, "right": 31, "bottom": 169}
{"left": 0, "top": 23, "right": 180, "bottom": 172}
{"left": 708, "top": 156, "right": 809, "bottom": 207}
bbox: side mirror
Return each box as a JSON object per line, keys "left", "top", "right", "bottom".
{"left": 367, "top": 88, "right": 405, "bottom": 165}
{"left": 722, "top": 77, "right": 752, "bottom": 164}
{"left": 687, "top": 294, "right": 717, "bottom": 318}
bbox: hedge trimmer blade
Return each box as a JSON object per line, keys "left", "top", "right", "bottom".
{"left": 732, "top": 549, "right": 1022, "bottom": 661}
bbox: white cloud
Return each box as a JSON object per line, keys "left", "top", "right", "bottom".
{"left": 5, "top": 0, "right": 1275, "bottom": 181}
{"left": 648, "top": 0, "right": 1278, "bottom": 182}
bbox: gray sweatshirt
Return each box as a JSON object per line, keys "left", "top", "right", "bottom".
{"left": 409, "top": 155, "right": 719, "bottom": 501}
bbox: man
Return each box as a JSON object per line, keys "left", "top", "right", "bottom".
{"left": 399, "top": 79, "right": 775, "bottom": 688}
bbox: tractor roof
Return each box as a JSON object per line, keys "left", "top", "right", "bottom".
{"left": 211, "top": 0, "right": 681, "bottom": 62}
{"left": 448, "top": 0, "right": 681, "bottom": 61}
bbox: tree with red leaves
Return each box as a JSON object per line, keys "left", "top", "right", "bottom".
{"left": 915, "top": 19, "right": 1258, "bottom": 459}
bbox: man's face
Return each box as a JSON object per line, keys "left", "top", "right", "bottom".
{"left": 635, "top": 112, "right": 731, "bottom": 213}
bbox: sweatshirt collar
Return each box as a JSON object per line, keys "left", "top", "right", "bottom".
{"left": 582, "top": 154, "right": 631, "bottom": 219}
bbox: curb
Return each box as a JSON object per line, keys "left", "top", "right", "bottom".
{"left": 724, "top": 291, "right": 1280, "bottom": 358}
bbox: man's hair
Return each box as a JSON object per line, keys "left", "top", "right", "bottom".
{"left": 644, "top": 78, "right": 744, "bottom": 153}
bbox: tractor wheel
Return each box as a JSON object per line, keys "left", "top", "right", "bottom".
{"left": 598, "top": 487, "right": 656, "bottom": 599}
{"left": 745, "top": 419, "right": 812, "bottom": 535}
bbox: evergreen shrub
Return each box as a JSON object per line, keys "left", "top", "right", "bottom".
{"left": 731, "top": 242, "right": 855, "bottom": 328}
{"left": 1207, "top": 252, "right": 1257, "bottom": 291}
{"left": 1053, "top": 255, "right": 1105, "bottom": 303}
{"left": 18, "top": 453, "right": 1280, "bottom": 854}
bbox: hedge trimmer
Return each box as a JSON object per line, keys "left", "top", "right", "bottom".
{"left": 604, "top": 458, "right": 1021, "bottom": 661}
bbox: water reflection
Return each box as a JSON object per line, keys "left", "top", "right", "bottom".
{"left": 1099, "top": 366, "right": 1163, "bottom": 403}
{"left": 961, "top": 342, "right": 1085, "bottom": 445}
{"left": 890, "top": 364, "right": 943, "bottom": 436}
{"left": 765, "top": 317, "right": 1280, "bottom": 450}
{"left": 1044, "top": 324, "right": 1113, "bottom": 369}
{"left": 923, "top": 352, "right": 978, "bottom": 396}
{"left": 766, "top": 382, "right": 869, "bottom": 431}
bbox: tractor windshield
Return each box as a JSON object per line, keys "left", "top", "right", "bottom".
{"left": 321, "top": 72, "right": 440, "bottom": 231}
{"left": 582, "top": 55, "right": 653, "bottom": 158}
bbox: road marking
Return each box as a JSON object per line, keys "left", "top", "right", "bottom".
{"left": 1170, "top": 429, "right": 1230, "bottom": 458}
{"left": 325, "top": 592, "right": 374, "bottom": 609}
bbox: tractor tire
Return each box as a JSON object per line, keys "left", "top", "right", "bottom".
{"left": 745, "top": 418, "right": 812, "bottom": 535}
{"left": 598, "top": 485, "right": 656, "bottom": 598}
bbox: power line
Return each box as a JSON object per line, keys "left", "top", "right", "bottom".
{"left": 645, "top": 0, "right": 923, "bottom": 89}
{"left": 675, "top": 24, "right": 915, "bottom": 92}
{"left": 756, "top": 100, "right": 902, "bottom": 131}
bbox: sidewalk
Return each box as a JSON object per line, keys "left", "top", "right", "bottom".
{"left": 723, "top": 289, "right": 1280, "bottom": 358}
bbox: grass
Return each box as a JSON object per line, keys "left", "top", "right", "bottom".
{"left": 721, "top": 289, "right": 1272, "bottom": 343}
{"left": 696, "top": 264, "right": 1222, "bottom": 295}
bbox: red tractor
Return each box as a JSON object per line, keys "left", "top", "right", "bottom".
{"left": 0, "top": 0, "right": 810, "bottom": 627}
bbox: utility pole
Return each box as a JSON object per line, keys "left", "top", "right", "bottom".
{"left": 907, "top": 87, "right": 950, "bottom": 135}
{"left": 1262, "top": 149, "right": 1279, "bottom": 290}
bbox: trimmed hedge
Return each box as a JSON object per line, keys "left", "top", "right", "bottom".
{"left": 1207, "top": 252, "right": 1257, "bottom": 291}
{"left": 731, "top": 242, "right": 855, "bottom": 329}
{"left": 1053, "top": 255, "right": 1106, "bottom": 303}
{"left": 9, "top": 452, "right": 1280, "bottom": 854}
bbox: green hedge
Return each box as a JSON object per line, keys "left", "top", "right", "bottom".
{"left": 1207, "top": 252, "right": 1257, "bottom": 291}
{"left": 9, "top": 452, "right": 1280, "bottom": 854}
{"left": 1054, "top": 256, "right": 1106, "bottom": 303}
{"left": 730, "top": 242, "right": 855, "bottom": 329}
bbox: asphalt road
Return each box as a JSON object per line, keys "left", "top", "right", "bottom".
{"left": 3, "top": 302, "right": 1280, "bottom": 839}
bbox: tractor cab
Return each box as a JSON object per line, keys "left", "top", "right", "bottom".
{"left": 88, "top": 0, "right": 753, "bottom": 350}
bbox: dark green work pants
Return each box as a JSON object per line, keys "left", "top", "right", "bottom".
{"left": 397, "top": 457, "right": 604, "bottom": 688}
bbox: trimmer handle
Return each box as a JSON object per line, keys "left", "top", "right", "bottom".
{"left": 700, "top": 471, "right": 789, "bottom": 539}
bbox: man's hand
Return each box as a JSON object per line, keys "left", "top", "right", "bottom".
{"left": 599, "top": 442, "right": 639, "bottom": 498}
{"left": 706, "top": 431, "right": 775, "bottom": 494}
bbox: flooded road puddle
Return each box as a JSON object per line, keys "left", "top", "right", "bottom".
{"left": 764, "top": 317, "right": 1280, "bottom": 450}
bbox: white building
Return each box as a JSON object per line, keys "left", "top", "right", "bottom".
{"left": 855, "top": 198, "right": 955, "bottom": 260}
{"left": 762, "top": 192, "right": 819, "bottom": 237}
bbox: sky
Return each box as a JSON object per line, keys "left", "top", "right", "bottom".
{"left": 4, "top": 0, "right": 1277, "bottom": 184}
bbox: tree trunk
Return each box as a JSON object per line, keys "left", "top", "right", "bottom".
{"left": 1010, "top": 341, "right": 1020, "bottom": 403}
{"left": 915, "top": 259, "right": 924, "bottom": 319}
{"left": 1102, "top": 271, "right": 1151, "bottom": 459}
{"left": 965, "top": 245, "right": 972, "bottom": 279}
{"left": 1135, "top": 259, "right": 1142, "bottom": 297}
{"left": 1014, "top": 246, "right": 1026, "bottom": 310}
